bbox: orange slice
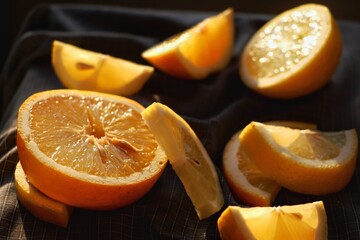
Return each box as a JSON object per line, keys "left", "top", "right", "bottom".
{"left": 222, "top": 121, "right": 316, "bottom": 207}
{"left": 142, "top": 8, "right": 234, "bottom": 79}
{"left": 52, "top": 41, "right": 154, "bottom": 96}
{"left": 142, "top": 102, "right": 224, "bottom": 219}
{"left": 223, "top": 128, "right": 280, "bottom": 207}
{"left": 240, "top": 121, "right": 358, "bottom": 194}
{"left": 14, "top": 161, "right": 72, "bottom": 227}
{"left": 17, "top": 89, "right": 167, "bottom": 210}
{"left": 218, "top": 201, "right": 327, "bottom": 240}
{"left": 239, "top": 4, "right": 342, "bottom": 99}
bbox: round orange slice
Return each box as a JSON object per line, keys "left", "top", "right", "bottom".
{"left": 52, "top": 40, "right": 154, "bottom": 96}
{"left": 17, "top": 89, "right": 167, "bottom": 210}
{"left": 239, "top": 4, "right": 342, "bottom": 99}
{"left": 142, "top": 8, "right": 234, "bottom": 79}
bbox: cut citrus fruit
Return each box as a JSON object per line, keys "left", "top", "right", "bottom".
{"left": 264, "top": 120, "right": 317, "bottom": 130}
{"left": 17, "top": 89, "right": 167, "bottom": 210}
{"left": 218, "top": 201, "right": 327, "bottom": 240}
{"left": 223, "top": 121, "right": 316, "bottom": 207}
{"left": 239, "top": 4, "right": 342, "bottom": 99}
{"left": 223, "top": 129, "right": 280, "bottom": 207}
{"left": 142, "top": 8, "right": 234, "bottom": 79}
{"left": 239, "top": 121, "right": 358, "bottom": 194}
{"left": 141, "top": 102, "right": 224, "bottom": 219}
{"left": 14, "top": 161, "right": 73, "bottom": 227}
{"left": 52, "top": 40, "right": 154, "bottom": 96}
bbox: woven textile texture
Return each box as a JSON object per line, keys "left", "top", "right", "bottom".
{"left": 1, "top": 4, "right": 360, "bottom": 239}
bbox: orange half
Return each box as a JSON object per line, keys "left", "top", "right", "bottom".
{"left": 17, "top": 89, "right": 167, "bottom": 210}
{"left": 240, "top": 4, "right": 342, "bottom": 99}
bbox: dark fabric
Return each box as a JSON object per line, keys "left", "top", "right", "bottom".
{"left": 1, "top": 3, "right": 360, "bottom": 239}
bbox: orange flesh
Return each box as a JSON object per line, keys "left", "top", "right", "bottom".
{"left": 237, "top": 150, "right": 279, "bottom": 194}
{"left": 287, "top": 132, "right": 342, "bottom": 160}
{"left": 268, "top": 126, "right": 343, "bottom": 160}
{"left": 148, "top": 8, "right": 233, "bottom": 69}
{"left": 245, "top": 208, "right": 315, "bottom": 239}
{"left": 248, "top": 8, "right": 324, "bottom": 78}
{"left": 29, "top": 95, "right": 157, "bottom": 177}
{"left": 180, "top": 15, "right": 232, "bottom": 68}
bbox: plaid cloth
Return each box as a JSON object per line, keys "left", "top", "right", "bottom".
{"left": 1, "top": 4, "right": 360, "bottom": 239}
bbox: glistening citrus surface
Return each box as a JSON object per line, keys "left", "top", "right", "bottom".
{"left": 239, "top": 4, "right": 342, "bottom": 99}
{"left": 17, "top": 89, "right": 167, "bottom": 210}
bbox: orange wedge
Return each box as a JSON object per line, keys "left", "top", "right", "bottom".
{"left": 142, "top": 8, "right": 234, "bottom": 79}
{"left": 52, "top": 41, "right": 154, "bottom": 96}
{"left": 142, "top": 102, "right": 224, "bottom": 219}
{"left": 14, "top": 161, "right": 73, "bottom": 227}
{"left": 240, "top": 121, "right": 358, "bottom": 194}
{"left": 222, "top": 121, "right": 316, "bottom": 206}
{"left": 239, "top": 4, "right": 342, "bottom": 99}
{"left": 218, "top": 201, "right": 327, "bottom": 240}
{"left": 17, "top": 89, "right": 167, "bottom": 210}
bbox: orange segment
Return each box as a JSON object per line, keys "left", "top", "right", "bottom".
{"left": 223, "top": 129, "right": 280, "bottom": 207}
{"left": 142, "top": 8, "right": 234, "bottom": 79}
{"left": 239, "top": 121, "right": 358, "bottom": 194}
{"left": 218, "top": 201, "right": 327, "bottom": 240}
{"left": 239, "top": 4, "right": 342, "bottom": 99}
{"left": 222, "top": 121, "right": 316, "bottom": 207}
{"left": 14, "top": 161, "right": 73, "bottom": 227}
{"left": 17, "top": 89, "right": 167, "bottom": 210}
{"left": 142, "top": 102, "right": 224, "bottom": 219}
{"left": 52, "top": 41, "right": 154, "bottom": 96}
